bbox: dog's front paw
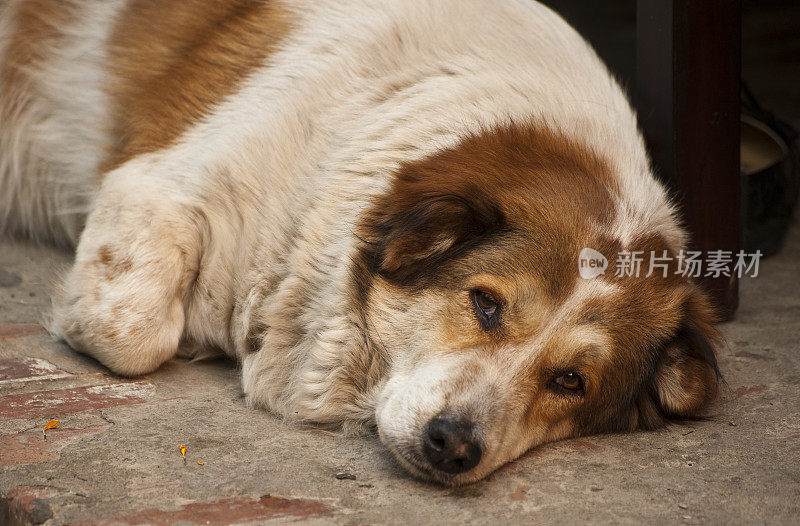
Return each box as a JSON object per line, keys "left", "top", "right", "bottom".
{"left": 52, "top": 180, "right": 202, "bottom": 376}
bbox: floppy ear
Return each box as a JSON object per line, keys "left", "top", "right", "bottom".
{"left": 651, "top": 323, "right": 720, "bottom": 416}
{"left": 358, "top": 173, "right": 505, "bottom": 284}
{"left": 637, "top": 287, "right": 722, "bottom": 428}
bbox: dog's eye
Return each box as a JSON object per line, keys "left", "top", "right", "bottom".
{"left": 471, "top": 290, "right": 499, "bottom": 329}
{"left": 550, "top": 372, "right": 584, "bottom": 394}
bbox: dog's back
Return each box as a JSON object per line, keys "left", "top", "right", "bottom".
{"left": 1, "top": 0, "right": 670, "bottom": 249}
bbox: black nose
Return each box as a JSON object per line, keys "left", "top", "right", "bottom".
{"left": 422, "top": 417, "right": 483, "bottom": 474}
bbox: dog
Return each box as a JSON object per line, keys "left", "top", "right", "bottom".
{"left": 0, "top": 0, "right": 720, "bottom": 485}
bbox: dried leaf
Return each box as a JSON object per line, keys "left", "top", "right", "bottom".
{"left": 43, "top": 419, "right": 60, "bottom": 438}
{"left": 44, "top": 419, "right": 60, "bottom": 432}
{"left": 179, "top": 445, "right": 187, "bottom": 458}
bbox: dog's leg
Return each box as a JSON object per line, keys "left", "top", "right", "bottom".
{"left": 51, "top": 164, "right": 204, "bottom": 376}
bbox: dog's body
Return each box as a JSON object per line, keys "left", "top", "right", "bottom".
{"left": 0, "top": 0, "right": 719, "bottom": 484}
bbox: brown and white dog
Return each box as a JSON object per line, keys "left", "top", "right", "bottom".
{"left": 0, "top": 0, "right": 720, "bottom": 484}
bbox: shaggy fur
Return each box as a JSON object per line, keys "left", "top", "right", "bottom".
{"left": 0, "top": 0, "right": 719, "bottom": 485}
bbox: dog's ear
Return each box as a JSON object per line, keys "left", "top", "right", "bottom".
{"left": 358, "top": 169, "right": 506, "bottom": 284}
{"left": 636, "top": 287, "right": 722, "bottom": 428}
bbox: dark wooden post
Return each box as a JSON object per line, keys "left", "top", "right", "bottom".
{"left": 636, "top": 0, "right": 742, "bottom": 320}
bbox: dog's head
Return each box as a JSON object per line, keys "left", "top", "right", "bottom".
{"left": 356, "top": 124, "right": 720, "bottom": 485}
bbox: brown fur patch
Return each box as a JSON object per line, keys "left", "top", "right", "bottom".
{"left": 94, "top": 244, "right": 134, "bottom": 280}
{"left": 98, "top": 245, "right": 113, "bottom": 266}
{"left": 354, "top": 121, "right": 627, "bottom": 364}
{"left": 104, "top": 0, "right": 294, "bottom": 169}
{"left": 567, "top": 278, "right": 720, "bottom": 434}
{"left": 355, "top": 122, "right": 625, "bottom": 361}
{"left": 357, "top": 122, "right": 619, "bottom": 292}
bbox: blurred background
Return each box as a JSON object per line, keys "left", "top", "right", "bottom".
{"left": 545, "top": 0, "right": 800, "bottom": 125}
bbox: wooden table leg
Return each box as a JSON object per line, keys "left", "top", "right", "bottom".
{"left": 636, "top": 0, "right": 742, "bottom": 320}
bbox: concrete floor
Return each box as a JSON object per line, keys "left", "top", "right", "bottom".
{"left": 0, "top": 199, "right": 798, "bottom": 526}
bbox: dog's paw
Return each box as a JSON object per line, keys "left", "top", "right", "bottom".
{"left": 51, "top": 178, "right": 202, "bottom": 376}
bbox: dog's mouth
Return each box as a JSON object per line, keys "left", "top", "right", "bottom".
{"left": 381, "top": 435, "right": 463, "bottom": 484}
{"left": 378, "top": 417, "right": 487, "bottom": 485}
